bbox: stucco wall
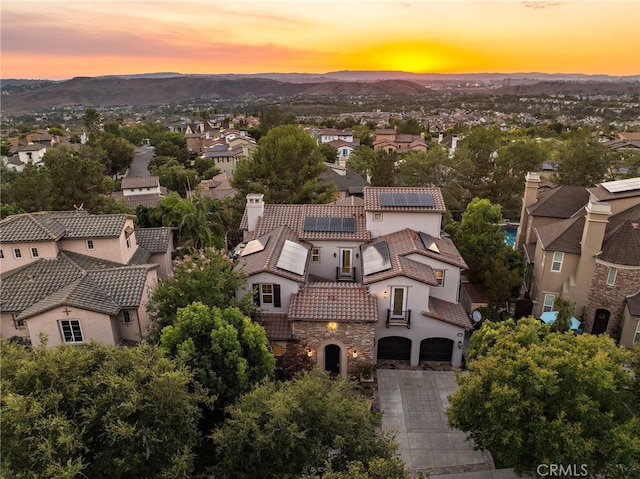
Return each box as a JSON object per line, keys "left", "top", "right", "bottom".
{"left": 619, "top": 306, "right": 640, "bottom": 348}
{"left": 1, "top": 312, "right": 30, "bottom": 339}
{"left": 238, "top": 272, "right": 301, "bottom": 313}
{"left": 27, "top": 307, "right": 116, "bottom": 347}
{"left": 0, "top": 241, "right": 59, "bottom": 273}
{"left": 306, "top": 239, "right": 362, "bottom": 282}
{"left": 365, "top": 212, "right": 441, "bottom": 238}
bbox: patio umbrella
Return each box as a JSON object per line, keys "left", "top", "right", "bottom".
{"left": 540, "top": 311, "right": 581, "bottom": 331}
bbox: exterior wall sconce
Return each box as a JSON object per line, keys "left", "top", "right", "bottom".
{"left": 307, "top": 348, "right": 314, "bottom": 357}
{"left": 457, "top": 340, "right": 463, "bottom": 349}
{"left": 333, "top": 252, "right": 337, "bottom": 258}
{"left": 327, "top": 321, "right": 338, "bottom": 332}
{"left": 383, "top": 291, "right": 388, "bottom": 299}
{"left": 352, "top": 350, "right": 358, "bottom": 359}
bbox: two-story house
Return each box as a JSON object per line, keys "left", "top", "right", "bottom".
{"left": 236, "top": 187, "right": 471, "bottom": 376}
{"left": 373, "top": 128, "right": 428, "bottom": 155}
{"left": 516, "top": 173, "right": 640, "bottom": 346}
{"left": 111, "top": 176, "right": 167, "bottom": 207}
{"left": 0, "top": 211, "right": 174, "bottom": 347}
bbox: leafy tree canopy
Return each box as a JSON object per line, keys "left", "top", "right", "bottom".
{"left": 211, "top": 369, "right": 400, "bottom": 479}
{"left": 1, "top": 341, "right": 202, "bottom": 479}
{"left": 447, "top": 318, "right": 640, "bottom": 478}
{"left": 553, "top": 130, "right": 618, "bottom": 186}
{"left": 146, "top": 248, "right": 250, "bottom": 341}
{"left": 346, "top": 145, "right": 375, "bottom": 180}
{"left": 232, "top": 125, "right": 334, "bottom": 204}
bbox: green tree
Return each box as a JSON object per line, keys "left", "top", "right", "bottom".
{"left": 553, "top": 132, "right": 616, "bottom": 186}
{"left": 447, "top": 318, "right": 640, "bottom": 478}
{"left": 232, "top": 125, "right": 334, "bottom": 204}
{"left": 211, "top": 369, "right": 400, "bottom": 479}
{"left": 43, "top": 144, "right": 112, "bottom": 212}
{"left": 370, "top": 150, "right": 396, "bottom": 187}
{"left": 160, "top": 302, "right": 274, "bottom": 413}
{"left": 83, "top": 107, "right": 101, "bottom": 141}
{"left": 3, "top": 162, "right": 53, "bottom": 212}
{"left": 322, "top": 458, "right": 411, "bottom": 479}
{"left": 319, "top": 142, "right": 339, "bottom": 163}
{"left": 146, "top": 248, "right": 250, "bottom": 341}
{"left": 395, "top": 146, "right": 451, "bottom": 187}
{"left": 159, "top": 192, "right": 224, "bottom": 250}
{"left": 258, "top": 107, "right": 297, "bottom": 136}
{"left": 1, "top": 341, "right": 202, "bottom": 479}
{"left": 551, "top": 295, "right": 575, "bottom": 333}
{"left": 150, "top": 159, "right": 197, "bottom": 197}
{"left": 346, "top": 145, "right": 375, "bottom": 179}
{"left": 98, "top": 134, "right": 136, "bottom": 176}
{"left": 395, "top": 117, "right": 423, "bottom": 135}
{"left": 274, "top": 341, "right": 316, "bottom": 381}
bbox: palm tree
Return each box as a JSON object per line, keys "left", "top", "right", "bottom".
{"left": 162, "top": 194, "right": 224, "bottom": 250}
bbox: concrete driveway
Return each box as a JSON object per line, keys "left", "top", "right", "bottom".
{"left": 376, "top": 369, "right": 519, "bottom": 478}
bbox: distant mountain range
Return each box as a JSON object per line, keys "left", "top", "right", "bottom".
{"left": 1, "top": 71, "right": 638, "bottom": 113}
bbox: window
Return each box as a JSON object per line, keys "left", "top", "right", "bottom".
{"left": 551, "top": 252, "right": 563, "bottom": 272}
{"left": 252, "top": 283, "right": 282, "bottom": 308}
{"left": 31, "top": 247, "right": 39, "bottom": 258}
{"left": 122, "top": 310, "right": 132, "bottom": 324}
{"left": 0, "top": 249, "right": 4, "bottom": 259}
{"left": 390, "top": 287, "right": 407, "bottom": 318}
{"left": 86, "top": 239, "right": 95, "bottom": 250}
{"left": 373, "top": 213, "right": 383, "bottom": 222}
{"left": 59, "top": 319, "right": 83, "bottom": 343}
{"left": 12, "top": 315, "right": 25, "bottom": 329}
{"left": 434, "top": 269, "right": 445, "bottom": 286}
{"left": 606, "top": 267, "right": 618, "bottom": 286}
{"left": 542, "top": 293, "right": 556, "bottom": 313}
{"left": 311, "top": 248, "right": 320, "bottom": 263}
{"left": 125, "top": 237, "right": 131, "bottom": 249}
{"left": 13, "top": 248, "right": 22, "bottom": 259}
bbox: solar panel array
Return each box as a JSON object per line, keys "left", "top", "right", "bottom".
{"left": 379, "top": 192, "right": 435, "bottom": 207}
{"left": 601, "top": 178, "right": 640, "bottom": 193}
{"left": 240, "top": 235, "right": 270, "bottom": 257}
{"left": 419, "top": 232, "right": 440, "bottom": 254}
{"left": 277, "top": 240, "right": 309, "bottom": 275}
{"left": 362, "top": 241, "right": 392, "bottom": 276}
{"left": 302, "top": 216, "right": 356, "bottom": 232}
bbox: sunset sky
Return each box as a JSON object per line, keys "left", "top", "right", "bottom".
{"left": 2, "top": 0, "right": 638, "bottom": 80}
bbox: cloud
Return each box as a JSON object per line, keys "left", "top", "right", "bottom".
{"left": 523, "top": 1, "right": 560, "bottom": 9}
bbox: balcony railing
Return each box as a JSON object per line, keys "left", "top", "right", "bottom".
{"left": 336, "top": 267, "right": 356, "bottom": 282}
{"left": 386, "top": 309, "right": 411, "bottom": 328}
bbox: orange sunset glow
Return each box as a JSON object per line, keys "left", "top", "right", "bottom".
{"left": 1, "top": 0, "right": 638, "bottom": 80}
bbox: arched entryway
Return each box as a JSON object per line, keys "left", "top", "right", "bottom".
{"left": 324, "top": 344, "right": 341, "bottom": 375}
{"left": 592, "top": 309, "right": 610, "bottom": 335}
{"left": 377, "top": 336, "right": 411, "bottom": 361}
{"left": 419, "top": 338, "right": 454, "bottom": 362}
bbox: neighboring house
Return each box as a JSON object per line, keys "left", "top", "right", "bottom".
{"left": 516, "top": 173, "right": 640, "bottom": 346}
{"left": 373, "top": 128, "right": 428, "bottom": 154}
{"left": 319, "top": 162, "right": 370, "bottom": 199}
{"left": 5, "top": 144, "right": 48, "bottom": 172}
{"left": 0, "top": 211, "right": 174, "bottom": 346}
{"left": 111, "top": 176, "right": 167, "bottom": 207}
{"left": 189, "top": 172, "right": 237, "bottom": 201}
{"left": 236, "top": 186, "right": 470, "bottom": 376}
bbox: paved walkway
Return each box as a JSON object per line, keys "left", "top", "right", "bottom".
{"left": 376, "top": 369, "right": 520, "bottom": 478}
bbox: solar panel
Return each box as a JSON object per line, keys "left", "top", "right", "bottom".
{"left": 302, "top": 216, "right": 356, "bottom": 232}
{"left": 419, "top": 232, "right": 440, "bottom": 254}
{"left": 362, "top": 241, "right": 392, "bottom": 276}
{"left": 277, "top": 240, "right": 308, "bottom": 275}
{"left": 601, "top": 178, "right": 640, "bottom": 193}
{"left": 240, "top": 234, "right": 270, "bottom": 257}
{"left": 379, "top": 192, "right": 435, "bottom": 207}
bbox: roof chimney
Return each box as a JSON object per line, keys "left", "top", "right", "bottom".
{"left": 516, "top": 172, "right": 541, "bottom": 250}
{"left": 246, "top": 193, "right": 264, "bottom": 232}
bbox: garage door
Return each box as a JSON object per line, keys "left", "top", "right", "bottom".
{"left": 419, "top": 338, "right": 453, "bottom": 362}
{"left": 377, "top": 336, "right": 411, "bottom": 361}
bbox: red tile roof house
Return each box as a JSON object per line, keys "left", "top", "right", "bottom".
{"left": 516, "top": 173, "right": 640, "bottom": 347}
{"left": 236, "top": 187, "right": 471, "bottom": 377}
{"left": 0, "top": 211, "right": 174, "bottom": 347}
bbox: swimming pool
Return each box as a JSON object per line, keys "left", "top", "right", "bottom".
{"left": 501, "top": 224, "right": 518, "bottom": 248}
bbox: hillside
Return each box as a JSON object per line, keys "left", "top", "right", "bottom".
{"left": 0, "top": 76, "right": 431, "bottom": 113}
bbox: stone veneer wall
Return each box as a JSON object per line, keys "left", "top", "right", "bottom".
{"left": 293, "top": 321, "right": 375, "bottom": 375}
{"left": 583, "top": 263, "right": 640, "bottom": 339}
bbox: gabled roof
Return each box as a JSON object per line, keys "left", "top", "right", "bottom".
{"left": 134, "top": 227, "right": 173, "bottom": 254}
{"left": 422, "top": 297, "right": 473, "bottom": 329}
{"left": 1, "top": 251, "right": 153, "bottom": 319}
{"left": 55, "top": 213, "right": 133, "bottom": 239}
{"left": 121, "top": 176, "right": 160, "bottom": 189}
{"left": 288, "top": 282, "right": 378, "bottom": 323}
{"left": 0, "top": 212, "right": 70, "bottom": 242}
{"left": 237, "top": 225, "right": 311, "bottom": 282}
{"left": 254, "top": 313, "right": 291, "bottom": 340}
{"left": 589, "top": 178, "right": 640, "bottom": 202}
{"left": 626, "top": 290, "right": 640, "bottom": 316}
{"left": 528, "top": 185, "right": 590, "bottom": 218}
{"left": 361, "top": 229, "right": 467, "bottom": 285}
{"left": 535, "top": 214, "right": 585, "bottom": 254}
{"left": 598, "top": 220, "right": 640, "bottom": 266}
{"left": 319, "top": 165, "right": 370, "bottom": 195}
{"left": 364, "top": 186, "right": 446, "bottom": 213}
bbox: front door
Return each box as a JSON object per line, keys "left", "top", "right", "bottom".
{"left": 340, "top": 249, "right": 352, "bottom": 277}
{"left": 592, "top": 309, "right": 610, "bottom": 335}
{"left": 325, "top": 344, "right": 340, "bottom": 375}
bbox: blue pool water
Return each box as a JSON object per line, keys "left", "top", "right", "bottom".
{"left": 502, "top": 225, "right": 517, "bottom": 248}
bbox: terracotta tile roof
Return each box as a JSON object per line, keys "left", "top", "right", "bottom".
{"left": 361, "top": 229, "right": 466, "bottom": 285}
{"left": 1, "top": 251, "right": 153, "bottom": 319}
{"left": 528, "top": 185, "right": 589, "bottom": 218}
{"left": 237, "top": 225, "right": 311, "bottom": 282}
{"left": 243, "top": 204, "right": 370, "bottom": 242}
{"left": 626, "top": 290, "right": 640, "bottom": 316}
{"left": 288, "top": 282, "right": 378, "bottom": 323}
{"left": 598, "top": 220, "right": 640, "bottom": 266}
{"left": 422, "top": 297, "right": 473, "bottom": 329}
{"left": 334, "top": 196, "right": 364, "bottom": 206}
{"left": 363, "top": 186, "right": 446, "bottom": 213}
{"left": 254, "top": 313, "right": 291, "bottom": 340}
{"left": 535, "top": 215, "right": 585, "bottom": 254}
{"left": 135, "top": 227, "right": 173, "bottom": 254}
